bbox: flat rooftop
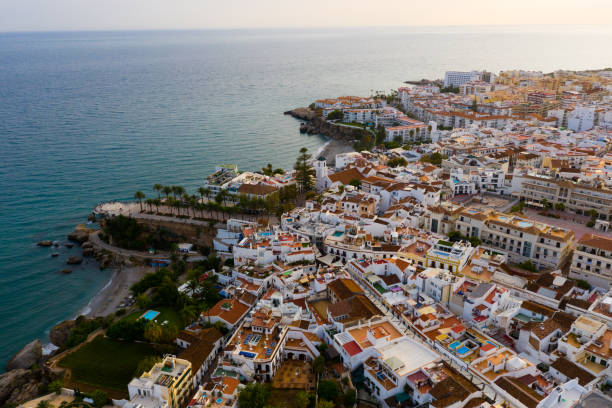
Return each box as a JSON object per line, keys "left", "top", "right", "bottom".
{"left": 377, "top": 337, "right": 440, "bottom": 376}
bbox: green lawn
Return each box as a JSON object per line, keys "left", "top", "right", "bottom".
{"left": 59, "top": 335, "right": 160, "bottom": 392}
{"left": 122, "top": 306, "right": 183, "bottom": 329}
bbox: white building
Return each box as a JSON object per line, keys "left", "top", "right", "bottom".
{"left": 444, "top": 71, "right": 484, "bottom": 88}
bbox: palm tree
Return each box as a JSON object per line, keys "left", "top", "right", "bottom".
{"left": 162, "top": 185, "right": 172, "bottom": 200}
{"left": 153, "top": 198, "right": 161, "bottom": 213}
{"left": 176, "top": 186, "right": 185, "bottom": 200}
{"left": 134, "top": 191, "right": 145, "bottom": 212}
{"left": 36, "top": 401, "right": 51, "bottom": 408}
{"left": 198, "top": 187, "right": 207, "bottom": 204}
{"left": 145, "top": 198, "right": 154, "bottom": 212}
{"left": 189, "top": 196, "right": 198, "bottom": 218}
{"left": 153, "top": 184, "right": 163, "bottom": 199}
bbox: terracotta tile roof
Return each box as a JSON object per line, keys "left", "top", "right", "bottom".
{"left": 178, "top": 328, "right": 223, "bottom": 371}
{"left": 343, "top": 340, "right": 362, "bottom": 356}
{"left": 551, "top": 357, "right": 596, "bottom": 386}
{"left": 494, "top": 377, "right": 543, "bottom": 408}
{"left": 328, "top": 168, "right": 365, "bottom": 185}
{"left": 238, "top": 183, "right": 278, "bottom": 196}
{"left": 578, "top": 233, "right": 612, "bottom": 252}
{"left": 205, "top": 298, "right": 250, "bottom": 325}
{"left": 328, "top": 278, "right": 363, "bottom": 301}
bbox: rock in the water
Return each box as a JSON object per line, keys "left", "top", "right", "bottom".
{"left": 67, "top": 224, "right": 94, "bottom": 244}
{"left": 82, "top": 248, "right": 95, "bottom": 257}
{"left": 61, "top": 269, "right": 72, "bottom": 274}
{"left": 82, "top": 242, "right": 93, "bottom": 249}
{"left": 49, "top": 320, "right": 76, "bottom": 349}
{"left": 5, "top": 340, "right": 42, "bottom": 371}
{"left": 65, "top": 243, "right": 74, "bottom": 249}
{"left": 0, "top": 369, "right": 32, "bottom": 405}
{"left": 66, "top": 256, "right": 83, "bottom": 265}
{"left": 37, "top": 241, "right": 53, "bottom": 247}
{"left": 51, "top": 253, "right": 59, "bottom": 258}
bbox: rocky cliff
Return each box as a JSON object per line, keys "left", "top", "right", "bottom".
{"left": 284, "top": 108, "right": 367, "bottom": 144}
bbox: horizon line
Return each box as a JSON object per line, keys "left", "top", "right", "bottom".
{"left": 1, "top": 22, "right": 611, "bottom": 35}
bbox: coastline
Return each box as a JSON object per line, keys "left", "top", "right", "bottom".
{"left": 82, "top": 265, "right": 151, "bottom": 318}
{"left": 319, "top": 137, "right": 355, "bottom": 166}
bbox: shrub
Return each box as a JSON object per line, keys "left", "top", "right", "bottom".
{"left": 317, "top": 380, "right": 339, "bottom": 402}
{"left": 518, "top": 260, "right": 537, "bottom": 273}
{"left": 106, "top": 319, "right": 147, "bottom": 342}
{"left": 91, "top": 390, "right": 108, "bottom": 408}
{"left": 327, "top": 110, "right": 343, "bottom": 121}
{"left": 575, "top": 279, "right": 591, "bottom": 290}
{"left": 587, "top": 220, "right": 595, "bottom": 228}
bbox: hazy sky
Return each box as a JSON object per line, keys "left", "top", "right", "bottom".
{"left": 1, "top": 0, "right": 611, "bottom": 32}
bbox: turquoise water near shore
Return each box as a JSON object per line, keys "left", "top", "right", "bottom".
{"left": 1, "top": 25, "right": 611, "bottom": 368}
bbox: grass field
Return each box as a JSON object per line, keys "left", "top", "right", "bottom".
{"left": 268, "top": 389, "right": 303, "bottom": 408}
{"left": 122, "top": 306, "right": 183, "bottom": 328}
{"left": 59, "top": 335, "right": 160, "bottom": 392}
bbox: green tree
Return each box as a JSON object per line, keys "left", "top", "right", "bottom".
{"left": 294, "top": 147, "right": 315, "bottom": 193}
{"left": 238, "top": 383, "right": 270, "bottom": 408}
{"left": 387, "top": 157, "right": 408, "bottom": 168}
{"left": 198, "top": 187, "right": 210, "bottom": 204}
{"left": 471, "top": 98, "right": 478, "bottom": 112}
{"left": 36, "top": 401, "right": 51, "bottom": 408}
{"left": 49, "top": 379, "right": 64, "bottom": 395}
{"left": 134, "top": 191, "right": 145, "bottom": 212}
{"left": 349, "top": 179, "right": 361, "bottom": 188}
{"left": 295, "top": 391, "right": 311, "bottom": 408}
{"left": 153, "top": 184, "right": 163, "bottom": 199}
{"left": 317, "top": 380, "right": 339, "bottom": 402}
{"left": 313, "top": 355, "right": 325, "bottom": 376}
{"left": 554, "top": 202, "right": 565, "bottom": 211}
{"left": 327, "top": 110, "right": 343, "bottom": 121}
{"left": 162, "top": 185, "right": 172, "bottom": 199}
{"left": 134, "top": 356, "right": 161, "bottom": 377}
{"left": 342, "top": 389, "right": 357, "bottom": 407}
{"left": 91, "top": 390, "right": 108, "bottom": 408}
{"left": 318, "top": 400, "right": 335, "bottom": 408}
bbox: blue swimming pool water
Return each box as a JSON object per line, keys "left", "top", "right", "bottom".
{"left": 457, "top": 346, "right": 470, "bottom": 354}
{"left": 239, "top": 351, "right": 257, "bottom": 359}
{"left": 141, "top": 310, "right": 160, "bottom": 321}
{"left": 449, "top": 341, "right": 462, "bottom": 350}
{"left": 333, "top": 231, "right": 344, "bottom": 237}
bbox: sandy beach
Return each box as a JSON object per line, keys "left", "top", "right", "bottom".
{"left": 85, "top": 266, "right": 152, "bottom": 317}
{"left": 319, "top": 138, "right": 355, "bottom": 166}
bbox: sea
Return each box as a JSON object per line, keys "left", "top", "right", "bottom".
{"left": 1, "top": 25, "right": 611, "bottom": 369}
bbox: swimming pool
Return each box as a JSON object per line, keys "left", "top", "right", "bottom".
{"left": 457, "top": 346, "right": 471, "bottom": 355}
{"left": 449, "top": 341, "right": 462, "bottom": 350}
{"left": 216, "top": 398, "right": 223, "bottom": 404}
{"left": 333, "top": 231, "right": 344, "bottom": 237}
{"left": 141, "top": 310, "right": 160, "bottom": 321}
{"left": 239, "top": 351, "right": 257, "bottom": 359}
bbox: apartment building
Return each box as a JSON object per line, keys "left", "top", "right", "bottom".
{"left": 520, "top": 175, "right": 612, "bottom": 220}
{"left": 569, "top": 234, "right": 612, "bottom": 289}
{"left": 454, "top": 208, "right": 574, "bottom": 270}
{"left": 444, "top": 71, "right": 485, "bottom": 88}
{"left": 127, "top": 356, "right": 193, "bottom": 408}
{"left": 425, "top": 240, "right": 474, "bottom": 273}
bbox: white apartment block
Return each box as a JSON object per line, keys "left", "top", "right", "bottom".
{"left": 454, "top": 208, "right": 575, "bottom": 270}
{"left": 520, "top": 175, "right": 612, "bottom": 221}
{"left": 569, "top": 234, "right": 612, "bottom": 290}
{"left": 127, "top": 356, "right": 193, "bottom": 408}
{"left": 444, "top": 71, "right": 483, "bottom": 88}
